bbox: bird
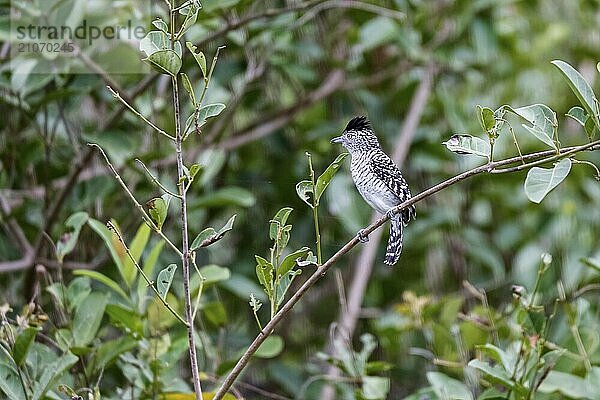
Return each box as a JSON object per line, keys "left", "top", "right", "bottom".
{"left": 331, "top": 116, "right": 415, "bottom": 266}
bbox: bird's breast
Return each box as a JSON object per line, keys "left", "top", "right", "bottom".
{"left": 350, "top": 155, "right": 399, "bottom": 214}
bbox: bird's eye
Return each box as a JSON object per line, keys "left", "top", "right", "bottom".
{"left": 346, "top": 133, "right": 354, "bottom": 140}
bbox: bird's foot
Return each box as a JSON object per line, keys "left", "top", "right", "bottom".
{"left": 357, "top": 229, "right": 369, "bottom": 243}
{"left": 386, "top": 209, "right": 396, "bottom": 219}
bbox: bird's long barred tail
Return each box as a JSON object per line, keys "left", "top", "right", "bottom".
{"left": 384, "top": 216, "right": 404, "bottom": 266}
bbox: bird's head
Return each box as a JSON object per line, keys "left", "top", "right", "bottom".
{"left": 331, "top": 116, "right": 380, "bottom": 153}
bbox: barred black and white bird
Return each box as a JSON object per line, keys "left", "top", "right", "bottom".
{"left": 331, "top": 116, "right": 416, "bottom": 266}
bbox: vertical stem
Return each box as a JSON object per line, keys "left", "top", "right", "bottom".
{"left": 169, "top": 2, "right": 202, "bottom": 397}
{"left": 173, "top": 74, "right": 203, "bottom": 399}
{"left": 307, "top": 153, "right": 322, "bottom": 264}
{"left": 312, "top": 206, "right": 322, "bottom": 265}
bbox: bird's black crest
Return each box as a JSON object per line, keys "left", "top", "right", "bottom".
{"left": 345, "top": 116, "right": 372, "bottom": 132}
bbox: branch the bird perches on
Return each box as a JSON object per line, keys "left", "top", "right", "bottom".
{"left": 212, "top": 138, "right": 600, "bottom": 400}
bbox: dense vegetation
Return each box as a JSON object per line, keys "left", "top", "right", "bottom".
{"left": 1, "top": 1, "right": 600, "bottom": 399}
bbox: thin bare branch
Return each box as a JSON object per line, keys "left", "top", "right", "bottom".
{"left": 88, "top": 143, "right": 182, "bottom": 257}
{"left": 106, "top": 86, "right": 175, "bottom": 142}
{"left": 107, "top": 221, "right": 188, "bottom": 326}
{"left": 135, "top": 158, "right": 182, "bottom": 198}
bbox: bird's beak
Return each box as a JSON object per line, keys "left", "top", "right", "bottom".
{"left": 330, "top": 136, "right": 344, "bottom": 144}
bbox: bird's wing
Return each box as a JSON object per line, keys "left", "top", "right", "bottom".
{"left": 370, "top": 151, "right": 416, "bottom": 224}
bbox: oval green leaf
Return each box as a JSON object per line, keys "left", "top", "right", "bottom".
{"left": 278, "top": 247, "right": 311, "bottom": 276}
{"left": 12, "top": 327, "right": 39, "bottom": 367}
{"left": 269, "top": 207, "right": 293, "bottom": 240}
{"left": 255, "top": 335, "right": 284, "bottom": 358}
{"left": 186, "top": 41, "right": 207, "bottom": 77}
{"left": 73, "top": 269, "right": 129, "bottom": 301}
{"left": 524, "top": 158, "right": 572, "bottom": 204}
{"left": 552, "top": 60, "right": 600, "bottom": 126}
{"left": 146, "top": 50, "right": 182, "bottom": 76}
{"left": 511, "top": 104, "right": 558, "bottom": 149}
{"left": 157, "top": 264, "right": 177, "bottom": 300}
{"left": 315, "top": 153, "right": 349, "bottom": 204}
{"left": 199, "top": 264, "right": 231, "bottom": 285}
{"left": 443, "top": 134, "right": 491, "bottom": 158}
{"left": 73, "top": 292, "right": 108, "bottom": 347}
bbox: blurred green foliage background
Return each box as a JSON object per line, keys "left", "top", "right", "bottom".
{"left": 1, "top": 0, "right": 600, "bottom": 399}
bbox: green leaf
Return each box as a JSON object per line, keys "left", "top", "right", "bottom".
{"left": 249, "top": 293, "right": 262, "bottom": 312}
{"left": 524, "top": 158, "right": 572, "bottom": 203}
{"left": 222, "top": 274, "right": 267, "bottom": 302}
{"left": 181, "top": 73, "right": 197, "bottom": 107}
{"left": 278, "top": 247, "right": 311, "bottom": 276}
{"left": 552, "top": 60, "right": 600, "bottom": 125}
{"left": 566, "top": 106, "right": 588, "bottom": 126}
{"left": 73, "top": 269, "right": 129, "bottom": 301}
{"left": 199, "top": 264, "right": 231, "bottom": 285}
{"left": 475, "top": 343, "right": 514, "bottom": 372}
{"left": 359, "top": 16, "right": 398, "bottom": 50}
{"left": 93, "top": 336, "right": 137, "bottom": 374}
{"left": 584, "top": 115, "right": 598, "bottom": 140}
{"left": 478, "top": 388, "right": 508, "bottom": 400}
{"left": 122, "top": 223, "right": 150, "bottom": 287}
{"left": 568, "top": 106, "right": 598, "bottom": 139}
{"left": 296, "top": 251, "right": 317, "bottom": 267}
{"left": 189, "top": 163, "right": 202, "bottom": 180}
{"left": 177, "top": 4, "right": 199, "bottom": 38}
{"left": 362, "top": 376, "right": 390, "bottom": 400}
{"left": 191, "top": 227, "right": 217, "bottom": 249}
{"left": 255, "top": 255, "right": 274, "bottom": 296}
{"left": 157, "top": 264, "right": 177, "bottom": 300}
{"left": 196, "top": 103, "right": 226, "bottom": 127}
{"left": 12, "top": 327, "right": 38, "bottom": 367}
{"left": 315, "top": 153, "right": 349, "bottom": 204}
{"left": 269, "top": 208, "right": 293, "bottom": 240}
{"left": 140, "top": 31, "right": 182, "bottom": 57}
{"left": 511, "top": 104, "right": 558, "bottom": 149}
{"left": 73, "top": 292, "right": 108, "bottom": 347}
{"left": 66, "top": 276, "right": 92, "bottom": 312}
{"left": 105, "top": 304, "right": 143, "bottom": 337}
{"left": 87, "top": 219, "right": 125, "bottom": 275}
{"left": 585, "top": 367, "right": 600, "bottom": 393}
{"left": 31, "top": 352, "right": 78, "bottom": 400}
{"left": 56, "top": 211, "right": 89, "bottom": 262}
{"left": 443, "top": 134, "right": 491, "bottom": 158}
{"left": 523, "top": 308, "right": 545, "bottom": 334}
{"left": 146, "top": 49, "right": 182, "bottom": 76}
{"left": 538, "top": 370, "right": 594, "bottom": 398}
{"left": 468, "top": 359, "right": 515, "bottom": 389}
{"left": 0, "top": 363, "right": 25, "bottom": 400}
{"left": 477, "top": 105, "right": 496, "bottom": 134}
{"left": 152, "top": 18, "right": 169, "bottom": 32}
{"left": 147, "top": 194, "right": 171, "bottom": 230}
{"left": 255, "top": 335, "right": 283, "bottom": 358}
{"left": 193, "top": 187, "right": 255, "bottom": 208}
{"left": 203, "top": 301, "right": 228, "bottom": 326}
{"left": 296, "top": 180, "right": 314, "bottom": 208}
{"left": 190, "top": 215, "right": 236, "bottom": 250}
{"left": 186, "top": 41, "right": 207, "bottom": 77}
{"left": 427, "top": 371, "right": 473, "bottom": 400}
